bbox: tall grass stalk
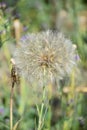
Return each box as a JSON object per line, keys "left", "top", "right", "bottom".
{"left": 10, "top": 62, "right": 17, "bottom": 130}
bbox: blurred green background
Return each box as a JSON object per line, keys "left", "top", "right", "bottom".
{"left": 0, "top": 0, "right": 87, "bottom": 130}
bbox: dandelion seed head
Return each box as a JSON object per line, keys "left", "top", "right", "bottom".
{"left": 14, "top": 30, "right": 76, "bottom": 86}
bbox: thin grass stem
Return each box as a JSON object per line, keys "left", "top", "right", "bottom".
{"left": 10, "top": 82, "right": 14, "bottom": 130}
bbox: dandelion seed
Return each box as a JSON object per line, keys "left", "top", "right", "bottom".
{"left": 14, "top": 30, "right": 76, "bottom": 86}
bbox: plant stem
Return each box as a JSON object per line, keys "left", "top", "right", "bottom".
{"left": 37, "top": 86, "right": 46, "bottom": 130}
{"left": 10, "top": 82, "right": 14, "bottom": 130}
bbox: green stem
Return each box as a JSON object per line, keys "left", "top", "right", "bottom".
{"left": 37, "top": 86, "right": 46, "bottom": 130}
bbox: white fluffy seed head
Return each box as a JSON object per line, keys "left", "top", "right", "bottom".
{"left": 14, "top": 30, "right": 76, "bottom": 86}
